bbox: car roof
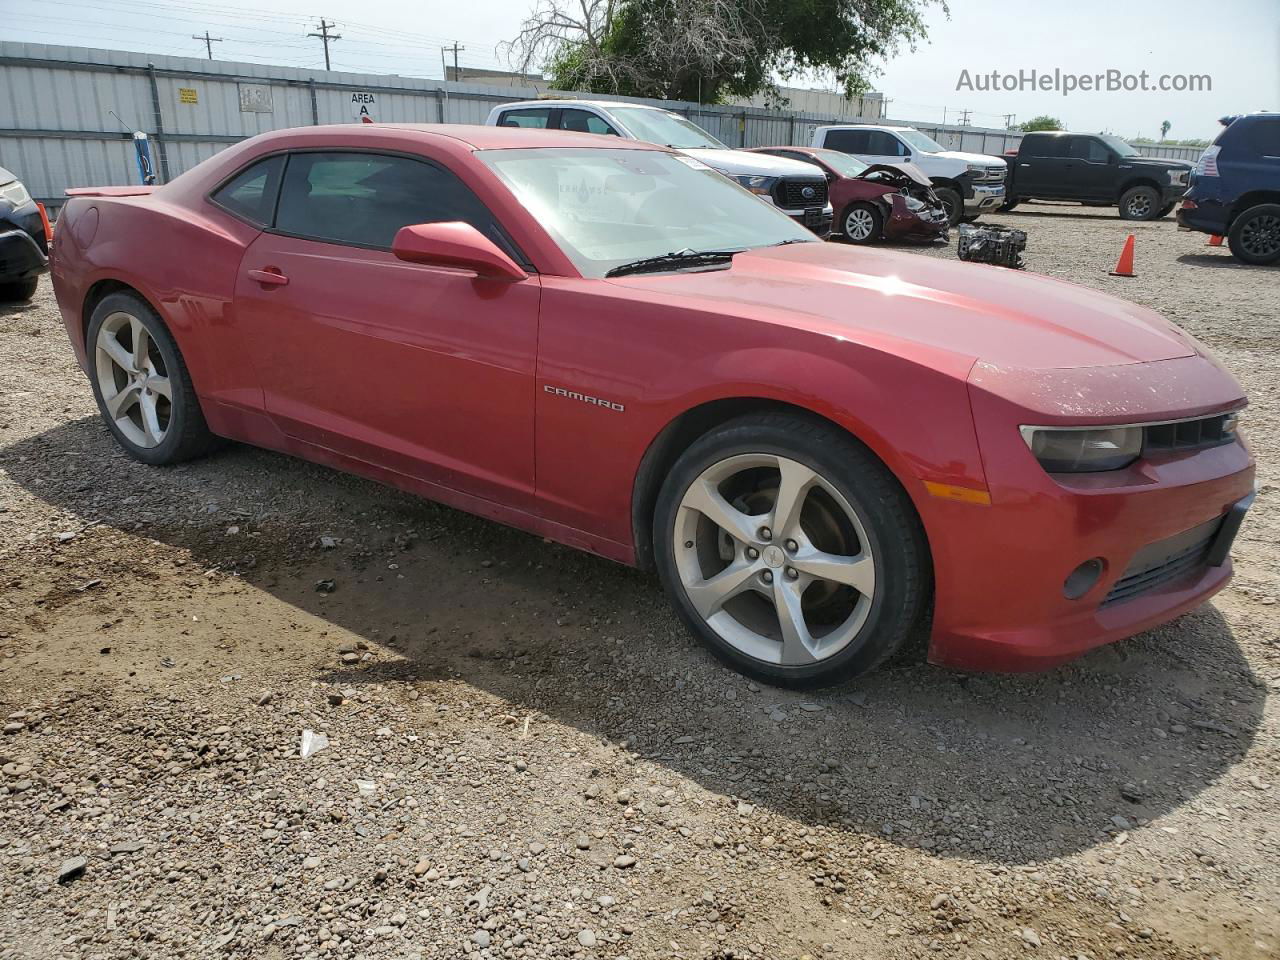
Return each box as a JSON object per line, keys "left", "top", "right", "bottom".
{"left": 495, "top": 99, "right": 666, "bottom": 113}
{"left": 817, "top": 124, "right": 911, "bottom": 131}
{"left": 247, "top": 122, "right": 668, "bottom": 152}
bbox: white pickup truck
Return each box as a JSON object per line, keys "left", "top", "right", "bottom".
{"left": 811, "top": 124, "right": 1007, "bottom": 225}
{"left": 488, "top": 99, "right": 835, "bottom": 236}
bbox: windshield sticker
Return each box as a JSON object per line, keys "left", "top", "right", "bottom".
{"left": 673, "top": 155, "right": 712, "bottom": 170}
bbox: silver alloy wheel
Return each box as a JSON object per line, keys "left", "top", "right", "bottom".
{"left": 94, "top": 311, "right": 172, "bottom": 449}
{"left": 845, "top": 207, "right": 877, "bottom": 241}
{"left": 673, "top": 453, "right": 876, "bottom": 666}
{"left": 1127, "top": 193, "right": 1152, "bottom": 218}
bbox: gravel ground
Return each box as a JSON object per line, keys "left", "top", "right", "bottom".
{"left": 1, "top": 204, "right": 1277, "bottom": 960}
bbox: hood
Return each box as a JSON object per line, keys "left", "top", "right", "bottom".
{"left": 607, "top": 242, "right": 1199, "bottom": 371}
{"left": 1129, "top": 156, "right": 1194, "bottom": 170}
{"left": 932, "top": 150, "right": 1007, "bottom": 167}
{"left": 858, "top": 162, "right": 933, "bottom": 189}
{"left": 681, "top": 147, "right": 826, "bottom": 179}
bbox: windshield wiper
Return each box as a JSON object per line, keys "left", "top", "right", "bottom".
{"left": 605, "top": 248, "right": 740, "bottom": 278}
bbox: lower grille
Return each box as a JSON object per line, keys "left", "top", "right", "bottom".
{"left": 775, "top": 177, "right": 828, "bottom": 209}
{"left": 1101, "top": 515, "right": 1222, "bottom": 607}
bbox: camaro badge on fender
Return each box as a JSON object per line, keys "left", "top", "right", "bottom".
{"left": 543, "top": 384, "right": 625, "bottom": 412}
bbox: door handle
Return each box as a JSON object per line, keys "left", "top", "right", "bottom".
{"left": 247, "top": 268, "right": 289, "bottom": 286}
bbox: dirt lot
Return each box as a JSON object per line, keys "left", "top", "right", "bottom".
{"left": 1, "top": 205, "right": 1277, "bottom": 960}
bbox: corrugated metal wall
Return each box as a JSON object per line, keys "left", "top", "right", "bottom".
{"left": 0, "top": 41, "right": 1205, "bottom": 207}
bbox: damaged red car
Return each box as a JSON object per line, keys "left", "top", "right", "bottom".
{"left": 751, "top": 146, "right": 949, "bottom": 244}
{"left": 51, "top": 124, "right": 1254, "bottom": 688}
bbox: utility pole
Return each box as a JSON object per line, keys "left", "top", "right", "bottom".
{"left": 1003, "top": 113, "right": 1016, "bottom": 129}
{"left": 192, "top": 31, "right": 223, "bottom": 60}
{"left": 308, "top": 19, "right": 341, "bottom": 71}
{"left": 958, "top": 109, "right": 972, "bottom": 126}
{"left": 442, "top": 41, "right": 465, "bottom": 82}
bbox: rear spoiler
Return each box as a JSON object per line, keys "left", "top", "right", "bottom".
{"left": 64, "top": 186, "right": 158, "bottom": 197}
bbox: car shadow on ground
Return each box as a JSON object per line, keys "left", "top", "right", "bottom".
{"left": 2, "top": 418, "right": 1265, "bottom": 868}
{"left": 1177, "top": 252, "right": 1276, "bottom": 270}
{"left": 0, "top": 295, "right": 44, "bottom": 320}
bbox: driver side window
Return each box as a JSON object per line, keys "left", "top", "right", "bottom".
{"left": 273, "top": 151, "right": 508, "bottom": 252}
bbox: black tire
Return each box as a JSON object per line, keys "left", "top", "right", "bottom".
{"left": 840, "top": 202, "right": 883, "bottom": 244}
{"left": 934, "top": 187, "right": 963, "bottom": 226}
{"left": 999, "top": 197, "right": 1019, "bottom": 212}
{"left": 0, "top": 277, "right": 39, "bottom": 303}
{"left": 1156, "top": 202, "right": 1176, "bottom": 219}
{"left": 653, "top": 413, "right": 930, "bottom": 688}
{"left": 86, "top": 291, "right": 220, "bottom": 465}
{"left": 1119, "top": 185, "right": 1160, "bottom": 221}
{"left": 1226, "top": 203, "right": 1280, "bottom": 266}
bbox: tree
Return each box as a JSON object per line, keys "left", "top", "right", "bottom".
{"left": 506, "top": 0, "right": 941, "bottom": 104}
{"left": 1159, "top": 119, "right": 1172, "bottom": 140}
{"left": 1018, "top": 115, "right": 1063, "bottom": 132}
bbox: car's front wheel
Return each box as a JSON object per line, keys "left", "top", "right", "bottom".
{"left": 654, "top": 413, "right": 930, "bottom": 688}
{"left": 87, "top": 291, "right": 220, "bottom": 465}
{"left": 1227, "top": 203, "right": 1280, "bottom": 266}
{"left": 1119, "top": 186, "right": 1160, "bottom": 220}
{"left": 934, "top": 187, "right": 963, "bottom": 226}
{"left": 841, "top": 203, "right": 882, "bottom": 244}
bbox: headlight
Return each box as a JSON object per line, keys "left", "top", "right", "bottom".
{"left": 732, "top": 174, "right": 776, "bottom": 200}
{"left": 903, "top": 196, "right": 925, "bottom": 211}
{"left": 966, "top": 163, "right": 993, "bottom": 180}
{"left": 1020, "top": 425, "right": 1143, "bottom": 473}
{"left": 1167, "top": 169, "right": 1188, "bottom": 186}
{"left": 0, "top": 179, "right": 32, "bottom": 207}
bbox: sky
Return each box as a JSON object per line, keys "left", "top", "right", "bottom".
{"left": 2, "top": 0, "right": 1277, "bottom": 141}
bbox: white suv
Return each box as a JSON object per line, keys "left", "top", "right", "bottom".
{"left": 811, "top": 124, "right": 1006, "bottom": 225}
{"left": 488, "top": 100, "right": 834, "bottom": 236}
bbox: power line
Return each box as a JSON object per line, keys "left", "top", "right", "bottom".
{"left": 307, "top": 18, "right": 341, "bottom": 71}
{"left": 192, "top": 30, "right": 223, "bottom": 59}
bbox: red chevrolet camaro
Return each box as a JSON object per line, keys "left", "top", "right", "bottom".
{"left": 51, "top": 124, "right": 1255, "bottom": 687}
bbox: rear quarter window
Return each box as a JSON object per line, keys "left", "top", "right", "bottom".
{"left": 210, "top": 154, "right": 285, "bottom": 225}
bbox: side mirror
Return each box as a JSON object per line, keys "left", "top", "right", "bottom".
{"left": 391, "top": 221, "right": 527, "bottom": 282}
{"left": 902, "top": 152, "right": 911, "bottom": 161}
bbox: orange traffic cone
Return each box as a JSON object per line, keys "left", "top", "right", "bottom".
{"left": 1110, "top": 234, "right": 1136, "bottom": 277}
{"left": 1207, "top": 234, "right": 1224, "bottom": 246}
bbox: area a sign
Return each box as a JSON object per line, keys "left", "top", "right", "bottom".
{"left": 350, "top": 92, "right": 377, "bottom": 123}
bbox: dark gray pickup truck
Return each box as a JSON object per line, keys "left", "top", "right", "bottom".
{"left": 1002, "top": 131, "right": 1192, "bottom": 220}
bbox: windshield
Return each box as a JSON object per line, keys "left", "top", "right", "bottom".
{"left": 898, "top": 130, "right": 946, "bottom": 154}
{"left": 608, "top": 107, "right": 726, "bottom": 149}
{"left": 480, "top": 148, "right": 815, "bottom": 278}
{"left": 1100, "top": 134, "right": 1139, "bottom": 157}
{"left": 809, "top": 149, "right": 869, "bottom": 178}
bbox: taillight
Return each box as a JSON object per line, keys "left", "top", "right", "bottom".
{"left": 1195, "top": 145, "right": 1220, "bottom": 177}
{"left": 36, "top": 202, "right": 54, "bottom": 246}
{"left": 1181, "top": 198, "right": 1197, "bottom": 209}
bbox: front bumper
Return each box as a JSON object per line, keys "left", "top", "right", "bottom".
{"left": 783, "top": 204, "right": 834, "bottom": 238}
{"left": 924, "top": 356, "right": 1255, "bottom": 672}
{"left": 963, "top": 183, "right": 1005, "bottom": 215}
{"left": 0, "top": 225, "right": 48, "bottom": 283}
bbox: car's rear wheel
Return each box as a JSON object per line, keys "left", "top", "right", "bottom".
{"left": 0, "top": 277, "right": 38, "bottom": 303}
{"left": 654, "top": 413, "right": 929, "bottom": 688}
{"left": 87, "top": 291, "right": 219, "bottom": 465}
{"left": 934, "top": 187, "right": 963, "bottom": 226}
{"left": 1119, "top": 186, "right": 1160, "bottom": 220}
{"left": 842, "top": 203, "right": 882, "bottom": 244}
{"left": 1227, "top": 203, "right": 1280, "bottom": 266}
